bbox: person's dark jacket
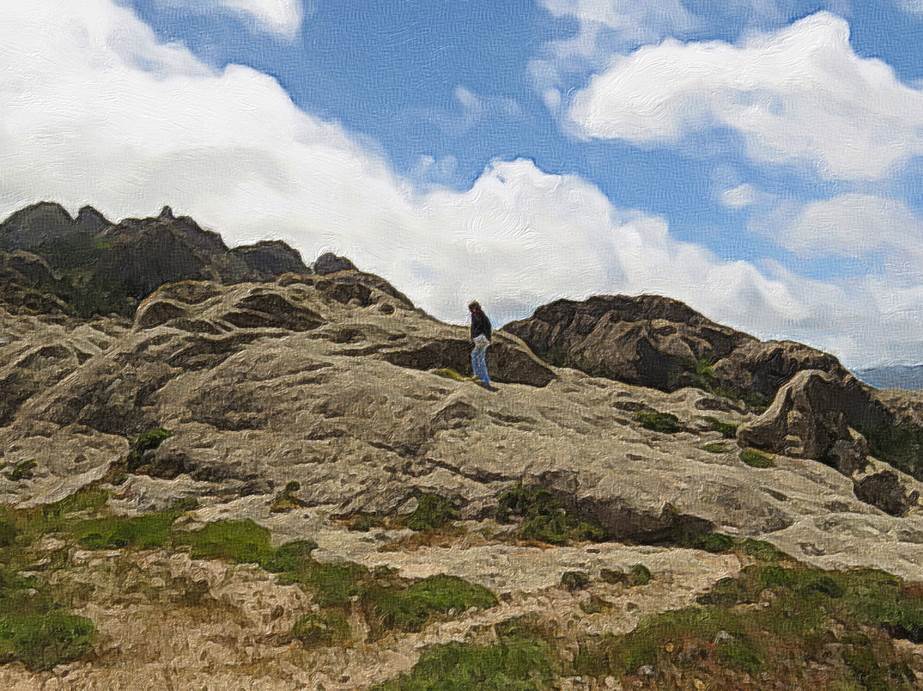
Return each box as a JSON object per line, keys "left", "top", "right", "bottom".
{"left": 470, "top": 309, "right": 492, "bottom": 341}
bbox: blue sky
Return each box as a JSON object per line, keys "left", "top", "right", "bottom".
{"left": 126, "top": 0, "right": 923, "bottom": 265}
{"left": 4, "top": 1, "right": 923, "bottom": 366}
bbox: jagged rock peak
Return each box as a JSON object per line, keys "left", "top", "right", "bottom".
{"left": 75, "top": 205, "right": 110, "bottom": 233}
{"left": 0, "top": 202, "right": 82, "bottom": 252}
{"left": 158, "top": 205, "right": 176, "bottom": 221}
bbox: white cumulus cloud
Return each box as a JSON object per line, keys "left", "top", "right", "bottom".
{"left": 782, "top": 194, "right": 923, "bottom": 259}
{"left": 567, "top": 12, "right": 923, "bottom": 180}
{"left": 2, "top": 0, "right": 923, "bottom": 366}
{"left": 152, "top": 0, "right": 306, "bottom": 39}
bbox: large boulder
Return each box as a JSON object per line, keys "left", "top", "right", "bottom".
{"left": 313, "top": 252, "right": 357, "bottom": 275}
{"left": 854, "top": 471, "right": 920, "bottom": 517}
{"left": 737, "top": 370, "right": 870, "bottom": 474}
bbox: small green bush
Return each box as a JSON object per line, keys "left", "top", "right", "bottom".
{"left": 561, "top": 571, "right": 591, "bottom": 592}
{"left": 496, "top": 485, "right": 607, "bottom": 545}
{"left": 627, "top": 564, "right": 652, "bottom": 586}
{"left": 292, "top": 610, "right": 350, "bottom": 648}
{"left": 4, "top": 460, "right": 37, "bottom": 482}
{"left": 702, "top": 441, "right": 730, "bottom": 454}
{"left": 636, "top": 410, "right": 682, "bottom": 434}
{"left": 600, "top": 568, "right": 627, "bottom": 585}
{"left": 740, "top": 448, "right": 774, "bottom": 469}
{"left": 405, "top": 494, "right": 459, "bottom": 532}
{"left": 126, "top": 428, "right": 172, "bottom": 471}
{"left": 690, "top": 532, "right": 736, "bottom": 554}
{"left": 739, "top": 539, "right": 786, "bottom": 563}
{"left": 704, "top": 417, "right": 738, "bottom": 439}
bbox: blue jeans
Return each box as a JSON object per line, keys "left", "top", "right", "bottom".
{"left": 471, "top": 338, "right": 491, "bottom": 385}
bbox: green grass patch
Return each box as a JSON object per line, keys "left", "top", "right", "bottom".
{"left": 12, "top": 493, "right": 499, "bottom": 647}
{"left": 363, "top": 574, "right": 497, "bottom": 637}
{"left": 72, "top": 508, "right": 182, "bottom": 550}
{"left": 0, "top": 611, "right": 95, "bottom": 671}
{"left": 636, "top": 410, "right": 682, "bottom": 434}
{"left": 174, "top": 519, "right": 276, "bottom": 565}
{"left": 281, "top": 559, "right": 369, "bottom": 608}
{"left": 703, "top": 417, "right": 738, "bottom": 439}
{"left": 740, "top": 448, "right": 775, "bottom": 469}
{"left": 405, "top": 494, "right": 459, "bottom": 532}
{"left": 375, "top": 634, "right": 555, "bottom": 690}
{"left": 577, "top": 562, "right": 922, "bottom": 688}
{"left": 702, "top": 441, "right": 730, "bottom": 454}
{"left": 496, "top": 485, "right": 606, "bottom": 545}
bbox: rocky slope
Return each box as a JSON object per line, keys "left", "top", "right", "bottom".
{"left": 1, "top": 208, "right": 923, "bottom": 688}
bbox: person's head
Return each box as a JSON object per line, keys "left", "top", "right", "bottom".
{"left": 468, "top": 300, "right": 481, "bottom": 313}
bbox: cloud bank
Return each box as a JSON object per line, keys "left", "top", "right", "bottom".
{"left": 567, "top": 12, "right": 923, "bottom": 180}
{"left": 2, "top": 1, "right": 922, "bottom": 366}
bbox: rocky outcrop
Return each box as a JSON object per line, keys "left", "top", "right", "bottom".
{"left": 737, "top": 370, "right": 869, "bottom": 473}
{"left": 504, "top": 295, "right": 858, "bottom": 409}
{"left": 503, "top": 295, "right": 750, "bottom": 392}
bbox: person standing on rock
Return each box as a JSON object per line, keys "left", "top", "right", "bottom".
{"left": 468, "top": 301, "right": 493, "bottom": 389}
